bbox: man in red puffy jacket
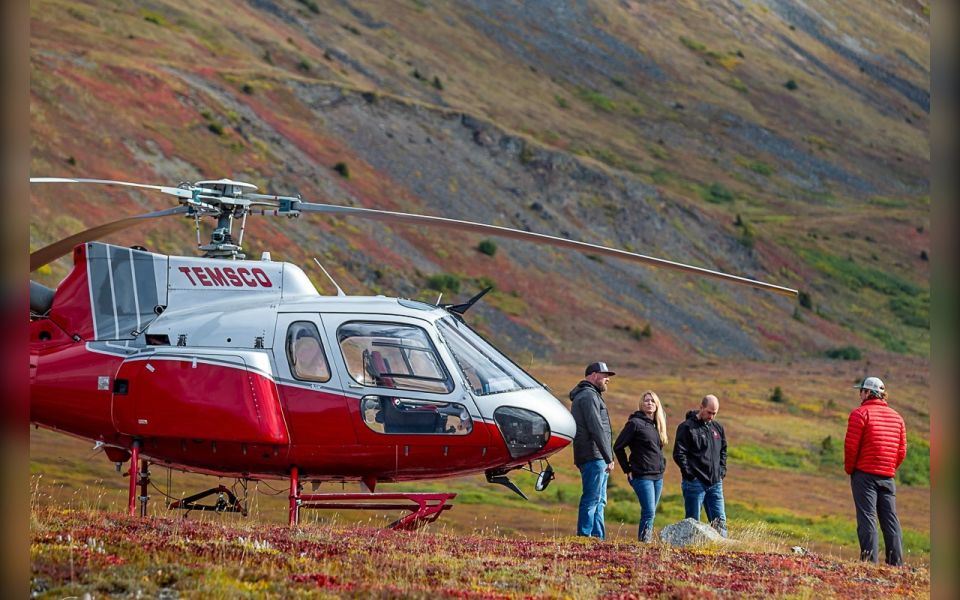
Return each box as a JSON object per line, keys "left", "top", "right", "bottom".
{"left": 844, "top": 376, "right": 907, "bottom": 566}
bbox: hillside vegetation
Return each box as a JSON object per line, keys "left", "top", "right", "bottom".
{"left": 30, "top": 0, "right": 929, "bottom": 361}
{"left": 30, "top": 499, "right": 930, "bottom": 598}
{"left": 29, "top": 2, "right": 930, "bottom": 594}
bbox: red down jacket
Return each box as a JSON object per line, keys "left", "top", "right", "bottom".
{"left": 844, "top": 398, "right": 907, "bottom": 477}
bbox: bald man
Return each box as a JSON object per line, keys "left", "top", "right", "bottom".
{"left": 673, "top": 394, "right": 728, "bottom": 537}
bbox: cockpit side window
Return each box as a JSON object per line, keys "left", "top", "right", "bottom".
{"left": 286, "top": 321, "right": 331, "bottom": 382}
{"left": 337, "top": 322, "right": 453, "bottom": 394}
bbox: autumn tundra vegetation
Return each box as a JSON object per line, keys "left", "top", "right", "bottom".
{"left": 30, "top": 0, "right": 928, "bottom": 596}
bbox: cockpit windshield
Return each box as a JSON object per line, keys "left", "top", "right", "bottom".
{"left": 436, "top": 316, "right": 541, "bottom": 396}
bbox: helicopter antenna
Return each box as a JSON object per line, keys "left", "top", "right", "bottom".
{"left": 435, "top": 293, "right": 443, "bottom": 306}
{"left": 444, "top": 286, "right": 492, "bottom": 316}
{"left": 312, "top": 258, "right": 346, "bottom": 297}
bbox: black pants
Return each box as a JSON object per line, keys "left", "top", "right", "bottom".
{"left": 851, "top": 470, "right": 903, "bottom": 566}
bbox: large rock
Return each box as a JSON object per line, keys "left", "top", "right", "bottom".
{"left": 659, "top": 518, "right": 725, "bottom": 546}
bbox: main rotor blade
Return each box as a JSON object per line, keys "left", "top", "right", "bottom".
{"left": 30, "top": 206, "right": 189, "bottom": 272}
{"left": 298, "top": 203, "right": 798, "bottom": 296}
{"left": 30, "top": 177, "right": 197, "bottom": 199}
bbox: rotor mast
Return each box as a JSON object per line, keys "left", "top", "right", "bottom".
{"left": 193, "top": 179, "right": 259, "bottom": 260}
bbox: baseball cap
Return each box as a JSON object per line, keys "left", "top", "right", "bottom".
{"left": 854, "top": 376, "right": 885, "bottom": 393}
{"left": 585, "top": 362, "right": 616, "bottom": 376}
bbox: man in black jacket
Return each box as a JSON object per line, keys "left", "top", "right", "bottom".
{"left": 672, "top": 394, "right": 728, "bottom": 537}
{"left": 569, "top": 361, "right": 615, "bottom": 539}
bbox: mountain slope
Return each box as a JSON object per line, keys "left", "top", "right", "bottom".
{"left": 29, "top": 0, "right": 929, "bottom": 361}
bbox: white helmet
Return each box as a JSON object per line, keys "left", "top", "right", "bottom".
{"left": 854, "top": 376, "right": 885, "bottom": 394}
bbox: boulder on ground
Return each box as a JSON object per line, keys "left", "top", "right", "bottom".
{"left": 659, "top": 518, "right": 726, "bottom": 546}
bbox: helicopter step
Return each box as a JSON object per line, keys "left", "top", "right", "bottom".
{"left": 289, "top": 467, "right": 454, "bottom": 530}
{"left": 292, "top": 491, "right": 456, "bottom": 531}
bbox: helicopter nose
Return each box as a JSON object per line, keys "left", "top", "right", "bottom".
{"left": 546, "top": 401, "right": 576, "bottom": 444}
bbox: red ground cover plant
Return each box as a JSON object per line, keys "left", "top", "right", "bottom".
{"left": 30, "top": 507, "right": 928, "bottom": 598}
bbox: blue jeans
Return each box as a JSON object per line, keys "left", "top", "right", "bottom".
{"left": 577, "top": 459, "right": 608, "bottom": 539}
{"left": 681, "top": 479, "right": 727, "bottom": 537}
{"left": 629, "top": 477, "right": 663, "bottom": 542}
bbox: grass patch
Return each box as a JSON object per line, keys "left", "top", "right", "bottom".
{"left": 701, "top": 182, "right": 735, "bottom": 204}
{"left": 679, "top": 36, "right": 706, "bottom": 52}
{"left": 725, "top": 500, "right": 929, "bottom": 555}
{"left": 869, "top": 327, "right": 910, "bottom": 353}
{"left": 141, "top": 10, "right": 167, "bottom": 26}
{"left": 487, "top": 290, "right": 527, "bottom": 316}
{"left": 898, "top": 432, "right": 930, "bottom": 486}
{"left": 747, "top": 160, "right": 774, "bottom": 176}
{"left": 728, "top": 444, "right": 812, "bottom": 471}
{"left": 889, "top": 293, "right": 929, "bottom": 328}
{"left": 575, "top": 88, "right": 616, "bottom": 112}
{"left": 797, "top": 247, "right": 921, "bottom": 297}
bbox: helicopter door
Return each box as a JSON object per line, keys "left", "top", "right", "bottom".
{"left": 272, "top": 314, "right": 357, "bottom": 448}
{"left": 323, "top": 316, "right": 490, "bottom": 473}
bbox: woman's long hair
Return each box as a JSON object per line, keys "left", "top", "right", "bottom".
{"left": 641, "top": 390, "right": 669, "bottom": 447}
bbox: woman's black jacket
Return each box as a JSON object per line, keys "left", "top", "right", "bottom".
{"left": 613, "top": 411, "right": 666, "bottom": 479}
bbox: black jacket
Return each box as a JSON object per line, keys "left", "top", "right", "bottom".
{"left": 672, "top": 409, "right": 727, "bottom": 485}
{"left": 613, "top": 411, "right": 666, "bottom": 479}
{"left": 569, "top": 380, "right": 613, "bottom": 467}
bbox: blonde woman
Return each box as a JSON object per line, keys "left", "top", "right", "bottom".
{"left": 613, "top": 390, "right": 668, "bottom": 542}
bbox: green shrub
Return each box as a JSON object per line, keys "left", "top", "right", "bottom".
{"left": 426, "top": 273, "right": 460, "bottom": 294}
{"left": 142, "top": 11, "right": 167, "bottom": 26}
{"left": 333, "top": 162, "right": 350, "bottom": 179}
{"left": 576, "top": 88, "right": 616, "bottom": 112}
{"left": 769, "top": 386, "right": 785, "bottom": 403}
{"left": 798, "top": 290, "right": 813, "bottom": 309}
{"left": 207, "top": 122, "right": 224, "bottom": 136}
{"left": 297, "top": 0, "right": 320, "bottom": 14}
{"left": 241, "top": 83, "right": 254, "bottom": 95}
{"left": 477, "top": 240, "right": 497, "bottom": 257}
{"left": 825, "top": 346, "right": 862, "bottom": 360}
{"left": 748, "top": 161, "right": 774, "bottom": 176}
{"left": 784, "top": 79, "right": 798, "bottom": 90}
{"left": 432, "top": 76, "right": 444, "bottom": 90}
{"left": 816, "top": 435, "right": 843, "bottom": 469}
{"left": 702, "top": 182, "right": 735, "bottom": 204}
{"left": 298, "top": 59, "right": 311, "bottom": 72}
{"left": 739, "top": 222, "right": 756, "bottom": 249}
{"left": 679, "top": 36, "right": 706, "bottom": 52}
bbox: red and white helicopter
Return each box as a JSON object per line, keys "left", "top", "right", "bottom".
{"left": 29, "top": 177, "right": 797, "bottom": 529}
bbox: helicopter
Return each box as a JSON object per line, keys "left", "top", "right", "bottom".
{"left": 29, "top": 177, "right": 797, "bottom": 529}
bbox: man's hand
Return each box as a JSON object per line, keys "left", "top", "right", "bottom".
{"left": 626, "top": 472, "right": 633, "bottom": 482}
{"left": 605, "top": 462, "right": 615, "bottom": 473}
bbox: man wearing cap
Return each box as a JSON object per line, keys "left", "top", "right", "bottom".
{"left": 844, "top": 376, "right": 907, "bottom": 566}
{"left": 569, "top": 362, "right": 616, "bottom": 539}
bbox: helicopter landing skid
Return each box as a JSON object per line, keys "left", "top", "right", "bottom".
{"left": 292, "top": 492, "right": 457, "bottom": 531}
{"left": 168, "top": 484, "right": 248, "bottom": 517}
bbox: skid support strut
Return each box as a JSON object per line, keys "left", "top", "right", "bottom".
{"left": 138, "top": 458, "right": 150, "bottom": 517}
{"left": 289, "top": 466, "right": 300, "bottom": 527}
{"left": 126, "top": 441, "right": 140, "bottom": 517}
{"left": 288, "top": 488, "right": 457, "bottom": 531}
